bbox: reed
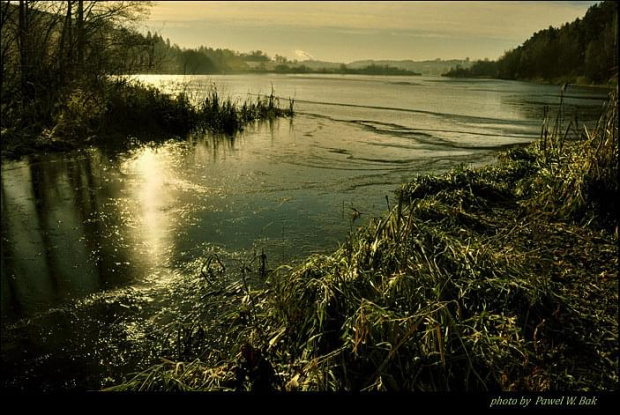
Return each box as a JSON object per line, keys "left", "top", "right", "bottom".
{"left": 519, "top": 91, "right": 618, "bottom": 231}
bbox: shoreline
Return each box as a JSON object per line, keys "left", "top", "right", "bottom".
{"left": 441, "top": 74, "right": 618, "bottom": 89}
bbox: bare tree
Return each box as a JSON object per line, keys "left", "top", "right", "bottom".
{"left": 0, "top": 1, "right": 18, "bottom": 95}
{"left": 2, "top": 0, "right": 152, "bottom": 129}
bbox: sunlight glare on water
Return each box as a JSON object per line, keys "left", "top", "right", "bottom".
{"left": 127, "top": 147, "right": 173, "bottom": 266}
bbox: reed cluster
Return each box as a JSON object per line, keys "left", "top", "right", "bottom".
{"left": 198, "top": 86, "right": 293, "bottom": 135}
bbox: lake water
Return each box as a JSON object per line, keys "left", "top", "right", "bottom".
{"left": 0, "top": 74, "right": 609, "bottom": 391}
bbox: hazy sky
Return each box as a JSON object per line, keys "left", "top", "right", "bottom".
{"left": 144, "top": 1, "right": 598, "bottom": 62}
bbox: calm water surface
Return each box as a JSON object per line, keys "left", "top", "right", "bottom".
{"left": 0, "top": 74, "right": 609, "bottom": 391}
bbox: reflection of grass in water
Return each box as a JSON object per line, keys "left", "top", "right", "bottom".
{"left": 111, "top": 92, "right": 617, "bottom": 392}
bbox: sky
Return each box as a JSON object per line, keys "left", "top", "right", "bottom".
{"left": 143, "top": 1, "right": 599, "bottom": 63}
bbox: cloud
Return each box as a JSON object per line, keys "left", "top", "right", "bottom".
{"left": 145, "top": 1, "right": 598, "bottom": 61}
{"left": 294, "top": 50, "right": 315, "bottom": 61}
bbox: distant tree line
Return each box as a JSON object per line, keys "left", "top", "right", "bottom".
{"left": 442, "top": 59, "right": 496, "bottom": 79}
{"left": 443, "top": 1, "right": 618, "bottom": 84}
{"left": 272, "top": 63, "right": 421, "bottom": 76}
{"left": 138, "top": 33, "right": 270, "bottom": 74}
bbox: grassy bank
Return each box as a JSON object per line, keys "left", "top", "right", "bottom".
{"left": 111, "top": 91, "right": 617, "bottom": 392}
{"left": 0, "top": 79, "right": 293, "bottom": 159}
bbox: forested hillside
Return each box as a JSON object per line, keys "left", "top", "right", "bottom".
{"left": 444, "top": 1, "right": 618, "bottom": 84}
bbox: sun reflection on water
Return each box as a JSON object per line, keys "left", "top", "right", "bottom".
{"left": 124, "top": 147, "right": 174, "bottom": 268}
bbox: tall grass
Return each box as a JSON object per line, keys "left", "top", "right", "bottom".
{"left": 519, "top": 90, "right": 618, "bottom": 231}
{"left": 112, "top": 90, "right": 617, "bottom": 392}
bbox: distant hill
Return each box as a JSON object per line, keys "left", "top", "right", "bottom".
{"left": 265, "top": 59, "right": 471, "bottom": 76}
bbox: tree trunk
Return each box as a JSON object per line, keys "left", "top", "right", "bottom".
{"left": 59, "top": 1, "right": 73, "bottom": 78}
{"left": 18, "top": 0, "right": 29, "bottom": 104}
{"left": 77, "top": 0, "right": 84, "bottom": 71}
{"left": 0, "top": 2, "right": 15, "bottom": 94}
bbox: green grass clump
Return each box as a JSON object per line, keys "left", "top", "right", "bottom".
{"left": 113, "top": 91, "right": 617, "bottom": 393}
